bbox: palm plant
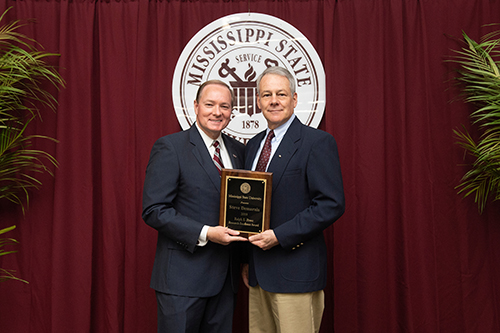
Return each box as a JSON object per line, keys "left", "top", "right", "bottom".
{"left": 451, "top": 28, "right": 500, "bottom": 213}
{"left": 0, "top": 225, "right": 27, "bottom": 283}
{"left": 0, "top": 7, "right": 64, "bottom": 282}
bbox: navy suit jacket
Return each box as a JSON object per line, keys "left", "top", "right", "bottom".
{"left": 142, "top": 125, "right": 245, "bottom": 297}
{"left": 245, "top": 117, "right": 345, "bottom": 293}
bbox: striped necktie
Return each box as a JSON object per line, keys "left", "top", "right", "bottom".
{"left": 213, "top": 140, "right": 224, "bottom": 175}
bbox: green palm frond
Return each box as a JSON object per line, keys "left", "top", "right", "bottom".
{"left": 0, "top": 225, "right": 28, "bottom": 283}
{"left": 0, "top": 7, "right": 64, "bottom": 212}
{"left": 451, "top": 29, "right": 500, "bottom": 213}
{"left": 0, "top": 7, "right": 64, "bottom": 283}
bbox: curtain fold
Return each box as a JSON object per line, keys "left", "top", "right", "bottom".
{"left": 0, "top": 0, "right": 499, "bottom": 332}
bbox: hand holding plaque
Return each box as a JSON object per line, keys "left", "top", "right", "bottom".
{"left": 219, "top": 169, "right": 272, "bottom": 237}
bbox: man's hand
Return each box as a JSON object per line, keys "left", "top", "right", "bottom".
{"left": 241, "top": 263, "right": 250, "bottom": 288}
{"left": 207, "top": 226, "right": 247, "bottom": 245}
{"left": 249, "top": 230, "right": 279, "bottom": 250}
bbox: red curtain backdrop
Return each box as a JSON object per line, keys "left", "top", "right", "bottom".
{"left": 1, "top": 0, "right": 499, "bottom": 332}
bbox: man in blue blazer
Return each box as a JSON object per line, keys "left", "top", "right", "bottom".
{"left": 243, "top": 67, "right": 345, "bottom": 333}
{"left": 142, "top": 80, "right": 247, "bottom": 332}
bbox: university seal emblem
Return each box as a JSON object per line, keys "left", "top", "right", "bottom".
{"left": 172, "top": 13, "right": 325, "bottom": 143}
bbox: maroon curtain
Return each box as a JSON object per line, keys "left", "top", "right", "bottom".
{"left": 1, "top": 0, "right": 499, "bottom": 332}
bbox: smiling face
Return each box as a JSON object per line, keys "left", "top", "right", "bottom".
{"left": 194, "top": 83, "right": 233, "bottom": 140}
{"left": 257, "top": 73, "right": 298, "bottom": 130}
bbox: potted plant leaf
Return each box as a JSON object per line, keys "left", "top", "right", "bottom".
{"left": 0, "top": 7, "right": 64, "bottom": 282}
{"left": 451, "top": 27, "right": 500, "bottom": 213}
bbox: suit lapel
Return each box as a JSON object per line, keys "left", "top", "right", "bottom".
{"left": 189, "top": 125, "right": 221, "bottom": 192}
{"left": 222, "top": 134, "right": 243, "bottom": 169}
{"left": 245, "top": 131, "right": 266, "bottom": 170}
{"left": 267, "top": 117, "right": 302, "bottom": 191}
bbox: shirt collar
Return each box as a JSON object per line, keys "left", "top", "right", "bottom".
{"left": 195, "top": 122, "right": 223, "bottom": 149}
{"left": 267, "top": 113, "right": 296, "bottom": 141}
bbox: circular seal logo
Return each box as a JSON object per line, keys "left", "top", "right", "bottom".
{"left": 173, "top": 13, "right": 325, "bottom": 144}
{"left": 240, "top": 182, "right": 251, "bottom": 194}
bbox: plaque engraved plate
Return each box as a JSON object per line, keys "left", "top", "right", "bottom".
{"left": 219, "top": 169, "right": 272, "bottom": 236}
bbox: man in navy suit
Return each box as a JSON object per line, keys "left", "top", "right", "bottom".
{"left": 142, "top": 80, "right": 247, "bottom": 333}
{"left": 243, "top": 66, "right": 345, "bottom": 333}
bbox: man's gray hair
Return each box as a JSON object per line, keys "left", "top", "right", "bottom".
{"left": 256, "top": 66, "right": 296, "bottom": 95}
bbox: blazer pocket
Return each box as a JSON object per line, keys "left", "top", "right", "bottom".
{"left": 283, "top": 168, "right": 301, "bottom": 176}
{"left": 280, "top": 245, "right": 320, "bottom": 282}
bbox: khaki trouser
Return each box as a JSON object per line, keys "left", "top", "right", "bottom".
{"left": 249, "top": 285, "right": 325, "bottom": 333}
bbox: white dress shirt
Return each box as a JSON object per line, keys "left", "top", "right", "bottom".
{"left": 251, "top": 114, "right": 296, "bottom": 171}
{"left": 195, "top": 123, "right": 233, "bottom": 246}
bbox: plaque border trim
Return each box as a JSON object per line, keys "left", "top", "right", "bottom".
{"left": 219, "top": 169, "right": 272, "bottom": 237}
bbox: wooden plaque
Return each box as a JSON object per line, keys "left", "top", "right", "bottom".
{"left": 219, "top": 169, "right": 272, "bottom": 237}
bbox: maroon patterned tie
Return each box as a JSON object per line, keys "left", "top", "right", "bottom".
{"left": 213, "top": 140, "right": 224, "bottom": 175}
{"left": 255, "top": 130, "right": 275, "bottom": 172}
